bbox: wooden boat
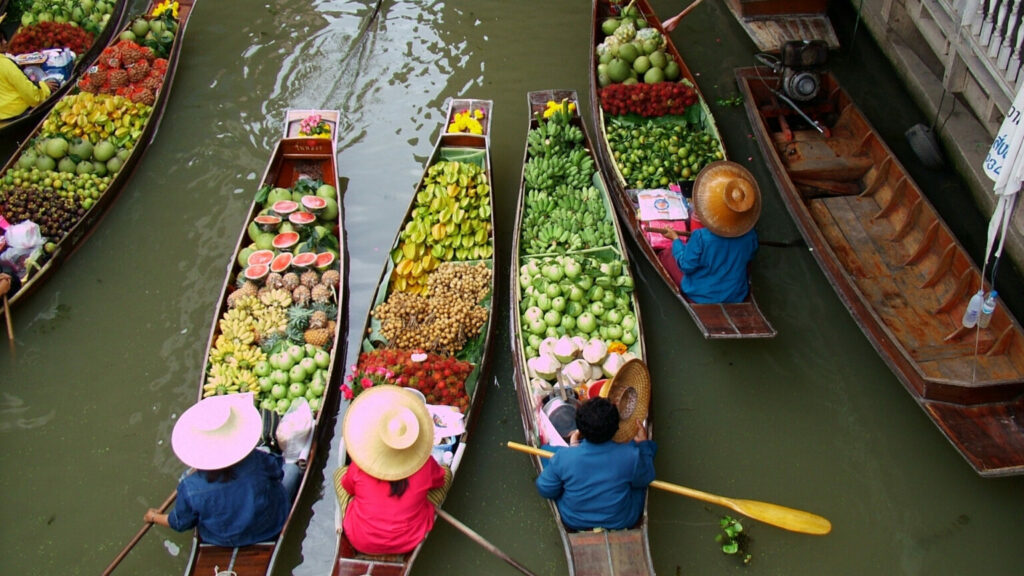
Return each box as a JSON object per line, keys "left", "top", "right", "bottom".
{"left": 511, "top": 89, "right": 653, "bottom": 576}
{"left": 588, "top": 0, "right": 776, "bottom": 339}
{"left": 0, "top": 0, "right": 194, "bottom": 315}
{"left": 330, "top": 97, "right": 497, "bottom": 576}
{"left": 184, "top": 111, "right": 347, "bottom": 575}
{"left": 0, "top": 0, "right": 130, "bottom": 135}
{"left": 735, "top": 65, "right": 1024, "bottom": 477}
{"left": 722, "top": 0, "right": 839, "bottom": 53}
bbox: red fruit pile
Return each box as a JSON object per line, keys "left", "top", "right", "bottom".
{"left": 77, "top": 40, "right": 168, "bottom": 106}
{"left": 599, "top": 82, "right": 699, "bottom": 117}
{"left": 343, "top": 348, "right": 473, "bottom": 412}
{"left": 6, "top": 22, "right": 94, "bottom": 56}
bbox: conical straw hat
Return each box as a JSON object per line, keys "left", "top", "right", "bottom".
{"left": 343, "top": 385, "right": 434, "bottom": 481}
{"left": 692, "top": 161, "right": 762, "bottom": 238}
{"left": 171, "top": 393, "right": 263, "bottom": 470}
{"left": 601, "top": 359, "right": 651, "bottom": 443}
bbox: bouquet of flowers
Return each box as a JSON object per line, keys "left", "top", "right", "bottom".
{"left": 447, "top": 108, "right": 486, "bottom": 135}
{"left": 298, "top": 113, "right": 332, "bottom": 138}
{"left": 342, "top": 348, "right": 473, "bottom": 411}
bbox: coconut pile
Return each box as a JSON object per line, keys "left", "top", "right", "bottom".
{"left": 526, "top": 334, "right": 638, "bottom": 397}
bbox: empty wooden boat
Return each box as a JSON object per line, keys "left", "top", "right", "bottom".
{"left": 736, "top": 64, "right": 1024, "bottom": 477}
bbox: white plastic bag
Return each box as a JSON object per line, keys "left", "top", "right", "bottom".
{"left": 0, "top": 221, "right": 45, "bottom": 276}
{"left": 276, "top": 398, "right": 314, "bottom": 463}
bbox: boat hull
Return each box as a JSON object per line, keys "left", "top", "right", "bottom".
{"left": 735, "top": 65, "right": 1024, "bottom": 477}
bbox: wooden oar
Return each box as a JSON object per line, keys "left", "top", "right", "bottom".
{"left": 645, "top": 226, "right": 805, "bottom": 248}
{"left": 435, "top": 507, "right": 539, "bottom": 576}
{"left": 101, "top": 489, "right": 177, "bottom": 576}
{"left": 507, "top": 441, "right": 831, "bottom": 535}
{"left": 662, "top": 0, "right": 708, "bottom": 32}
{"left": 3, "top": 294, "right": 13, "bottom": 345}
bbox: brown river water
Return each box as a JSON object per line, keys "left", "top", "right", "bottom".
{"left": 1, "top": 0, "right": 1023, "bottom": 574}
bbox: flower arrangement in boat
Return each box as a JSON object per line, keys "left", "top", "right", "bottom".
{"left": 342, "top": 348, "right": 473, "bottom": 411}
{"left": 542, "top": 98, "right": 576, "bottom": 119}
{"left": 447, "top": 108, "right": 486, "bottom": 134}
{"left": 298, "top": 113, "right": 332, "bottom": 138}
{"left": 151, "top": 0, "right": 180, "bottom": 19}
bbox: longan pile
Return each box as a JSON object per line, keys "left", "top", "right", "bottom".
{"left": 373, "top": 263, "right": 492, "bottom": 354}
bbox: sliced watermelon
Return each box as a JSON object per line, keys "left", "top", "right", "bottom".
{"left": 253, "top": 214, "right": 282, "bottom": 232}
{"left": 292, "top": 252, "right": 318, "bottom": 269}
{"left": 270, "top": 252, "right": 293, "bottom": 273}
{"left": 247, "top": 249, "right": 275, "bottom": 267}
{"left": 288, "top": 211, "right": 316, "bottom": 228}
{"left": 271, "top": 200, "right": 299, "bottom": 217}
{"left": 301, "top": 195, "right": 327, "bottom": 215}
{"left": 244, "top": 263, "right": 270, "bottom": 280}
{"left": 272, "top": 231, "right": 300, "bottom": 250}
{"left": 315, "top": 251, "right": 336, "bottom": 271}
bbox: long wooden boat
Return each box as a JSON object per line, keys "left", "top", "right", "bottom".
{"left": 330, "top": 97, "right": 497, "bottom": 576}
{"left": 735, "top": 65, "right": 1024, "bottom": 477}
{"left": 588, "top": 0, "right": 776, "bottom": 339}
{"left": 0, "top": 0, "right": 194, "bottom": 316}
{"left": 0, "top": 0, "right": 130, "bottom": 135}
{"left": 722, "top": 0, "right": 839, "bottom": 53}
{"left": 511, "top": 89, "right": 653, "bottom": 576}
{"left": 183, "top": 112, "right": 347, "bottom": 575}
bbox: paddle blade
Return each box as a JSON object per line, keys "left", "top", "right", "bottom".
{"left": 728, "top": 498, "right": 832, "bottom": 535}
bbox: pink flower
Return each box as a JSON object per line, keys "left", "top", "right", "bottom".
{"left": 341, "top": 384, "right": 353, "bottom": 400}
{"left": 361, "top": 377, "right": 374, "bottom": 388}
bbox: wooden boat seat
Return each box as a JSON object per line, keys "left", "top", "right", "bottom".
{"left": 567, "top": 528, "right": 652, "bottom": 576}
{"left": 775, "top": 138, "right": 874, "bottom": 184}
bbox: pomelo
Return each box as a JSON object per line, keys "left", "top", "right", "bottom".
{"left": 643, "top": 67, "right": 665, "bottom": 84}
{"left": 237, "top": 245, "right": 256, "bottom": 268}
{"left": 648, "top": 50, "right": 668, "bottom": 70}
{"left": 316, "top": 184, "right": 336, "bottom": 199}
{"left": 255, "top": 232, "right": 276, "bottom": 251}
{"left": 618, "top": 42, "right": 639, "bottom": 64}
{"left": 272, "top": 200, "right": 298, "bottom": 217}
{"left": 270, "top": 252, "right": 293, "bottom": 273}
{"left": 633, "top": 55, "right": 651, "bottom": 75}
{"left": 601, "top": 18, "right": 620, "bottom": 36}
{"left": 607, "top": 58, "right": 630, "bottom": 83}
{"left": 267, "top": 187, "right": 292, "bottom": 204}
{"left": 244, "top": 264, "right": 270, "bottom": 281}
{"left": 247, "top": 249, "right": 275, "bottom": 267}
{"left": 272, "top": 231, "right": 300, "bottom": 250}
{"left": 664, "top": 61, "right": 680, "bottom": 81}
{"left": 320, "top": 197, "right": 339, "bottom": 221}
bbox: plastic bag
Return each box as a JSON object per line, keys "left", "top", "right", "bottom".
{"left": 276, "top": 398, "right": 313, "bottom": 463}
{"left": 0, "top": 221, "right": 45, "bottom": 276}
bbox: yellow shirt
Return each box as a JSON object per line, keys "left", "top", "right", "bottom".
{"left": 0, "top": 55, "right": 52, "bottom": 120}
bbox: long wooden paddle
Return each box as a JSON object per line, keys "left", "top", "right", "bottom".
{"left": 435, "top": 507, "right": 539, "bottom": 576}
{"left": 662, "top": 0, "right": 708, "bottom": 32}
{"left": 101, "top": 489, "right": 177, "bottom": 576}
{"left": 506, "top": 441, "right": 831, "bottom": 535}
{"left": 3, "top": 294, "right": 13, "bottom": 345}
{"left": 645, "top": 226, "right": 805, "bottom": 248}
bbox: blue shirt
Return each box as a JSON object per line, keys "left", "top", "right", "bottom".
{"left": 536, "top": 439, "right": 657, "bottom": 531}
{"left": 168, "top": 450, "right": 290, "bottom": 547}
{"left": 672, "top": 228, "right": 757, "bottom": 303}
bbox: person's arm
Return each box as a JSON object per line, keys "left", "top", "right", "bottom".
{"left": 426, "top": 456, "right": 447, "bottom": 489}
{"left": 1, "top": 60, "right": 52, "bottom": 107}
{"left": 535, "top": 454, "right": 565, "bottom": 499}
{"left": 341, "top": 462, "right": 358, "bottom": 495}
{"left": 676, "top": 230, "right": 705, "bottom": 274}
{"left": 144, "top": 509, "right": 170, "bottom": 527}
{"left": 630, "top": 440, "right": 658, "bottom": 488}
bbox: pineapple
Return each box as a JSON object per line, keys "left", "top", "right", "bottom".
{"left": 311, "top": 284, "right": 330, "bottom": 304}
{"left": 309, "top": 310, "right": 328, "bottom": 330}
{"left": 292, "top": 285, "right": 311, "bottom": 307}
{"left": 283, "top": 272, "right": 300, "bottom": 291}
{"left": 304, "top": 327, "right": 332, "bottom": 347}
{"left": 287, "top": 305, "right": 313, "bottom": 331}
{"left": 300, "top": 270, "right": 319, "bottom": 289}
{"left": 265, "top": 272, "right": 284, "bottom": 290}
{"left": 320, "top": 269, "right": 341, "bottom": 289}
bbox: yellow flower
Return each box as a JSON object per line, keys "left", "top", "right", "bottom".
{"left": 447, "top": 110, "right": 485, "bottom": 134}
{"left": 152, "top": 0, "right": 179, "bottom": 18}
{"left": 543, "top": 99, "right": 576, "bottom": 118}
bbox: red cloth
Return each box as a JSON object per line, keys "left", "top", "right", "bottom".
{"left": 341, "top": 458, "right": 446, "bottom": 554}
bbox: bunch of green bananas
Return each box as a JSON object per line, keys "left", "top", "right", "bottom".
{"left": 523, "top": 149, "right": 595, "bottom": 191}
{"left": 527, "top": 115, "right": 585, "bottom": 158}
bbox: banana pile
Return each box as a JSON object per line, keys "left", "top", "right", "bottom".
{"left": 203, "top": 293, "right": 288, "bottom": 398}
{"left": 521, "top": 186, "right": 617, "bottom": 254}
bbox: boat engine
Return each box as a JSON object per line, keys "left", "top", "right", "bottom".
{"left": 778, "top": 40, "right": 829, "bottom": 102}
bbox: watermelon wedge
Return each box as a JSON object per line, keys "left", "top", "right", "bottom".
{"left": 301, "top": 195, "right": 327, "bottom": 216}
{"left": 315, "top": 252, "right": 336, "bottom": 271}
{"left": 254, "top": 214, "right": 282, "bottom": 232}
{"left": 247, "top": 249, "right": 275, "bottom": 267}
{"left": 272, "top": 231, "right": 300, "bottom": 250}
{"left": 292, "top": 252, "right": 318, "bottom": 269}
{"left": 272, "top": 200, "right": 299, "bottom": 217}
{"left": 244, "top": 264, "right": 270, "bottom": 281}
{"left": 289, "top": 211, "right": 316, "bottom": 229}
{"left": 270, "top": 252, "right": 293, "bottom": 273}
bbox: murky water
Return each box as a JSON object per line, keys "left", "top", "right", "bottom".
{"left": 2, "top": 1, "right": 1023, "bottom": 575}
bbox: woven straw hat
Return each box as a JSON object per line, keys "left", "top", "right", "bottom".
{"left": 171, "top": 393, "right": 263, "bottom": 470}
{"left": 692, "top": 161, "right": 761, "bottom": 238}
{"left": 600, "top": 359, "right": 651, "bottom": 443}
{"left": 343, "top": 385, "right": 434, "bottom": 481}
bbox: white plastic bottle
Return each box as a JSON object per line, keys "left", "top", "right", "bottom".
{"left": 962, "top": 289, "right": 985, "bottom": 328}
{"left": 978, "top": 291, "right": 998, "bottom": 328}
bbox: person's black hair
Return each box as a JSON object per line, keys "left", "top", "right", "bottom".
{"left": 389, "top": 478, "right": 409, "bottom": 498}
{"left": 575, "top": 397, "right": 619, "bottom": 444}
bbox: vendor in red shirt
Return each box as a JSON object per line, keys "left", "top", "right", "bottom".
{"left": 333, "top": 385, "right": 451, "bottom": 555}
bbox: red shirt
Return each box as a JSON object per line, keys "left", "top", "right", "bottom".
{"left": 341, "top": 458, "right": 446, "bottom": 554}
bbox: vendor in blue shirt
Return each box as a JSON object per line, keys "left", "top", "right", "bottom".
{"left": 660, "top": 161, "right": 761, "bottom": 304}
{"left": 536, "top": 397, "right": 657, "bottom": 531}
{"left": 144, "top": 393, "right": 302, "bottom": 547}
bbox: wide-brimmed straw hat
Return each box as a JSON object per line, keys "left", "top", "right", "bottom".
{"left": 172, "top": 392, "right": 263, "bottom": 470}
{"left": 692, "top": 161, "right": 761, "bottom": 238}
{"left": 343, "top": 385, "right": 434, "bottom": 481}
{"left": 600, "top": 359, "right": 651, "bottom": 443}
